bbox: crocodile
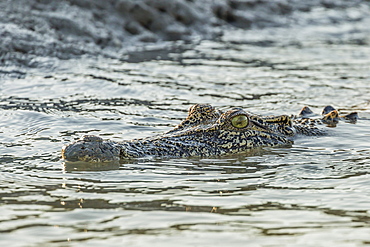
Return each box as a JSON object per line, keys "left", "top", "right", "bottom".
{"left": 61, "top": 104, "right": 358, "bottom": 163}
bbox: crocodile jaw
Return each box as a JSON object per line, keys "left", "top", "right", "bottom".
{"left": 62, "top": 135, "right": 120, "bottom": 163}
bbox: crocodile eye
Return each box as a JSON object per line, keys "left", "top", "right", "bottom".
{"left": 231, "top": 115, "right": 249, "bottom": 128}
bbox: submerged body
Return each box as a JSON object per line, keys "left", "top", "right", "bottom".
{"left": 62, "top": 104, "right": 357, "bottom": 162}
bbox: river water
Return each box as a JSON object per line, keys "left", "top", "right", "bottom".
{"left": 2, "top": 2, "right": 370, "bottom": 246}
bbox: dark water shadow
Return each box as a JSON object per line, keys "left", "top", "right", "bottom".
{"left": 62, "top": 160, "right": 121, "bottom": 172}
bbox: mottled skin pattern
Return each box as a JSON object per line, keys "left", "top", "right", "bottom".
{"left": 61, "top": 104, "right": 357, "bottom": 162}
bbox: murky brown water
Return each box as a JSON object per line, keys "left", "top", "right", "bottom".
{"left": 2, "top": 10, "right": 370, "bottom": 247}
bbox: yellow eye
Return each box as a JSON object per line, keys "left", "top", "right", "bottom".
{"left": 231, "top": 115, "right": 249, "bottom": 128}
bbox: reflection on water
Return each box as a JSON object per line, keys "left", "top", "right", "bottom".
{"left": 1, "top": 24, "right": 370, "bottom": 247}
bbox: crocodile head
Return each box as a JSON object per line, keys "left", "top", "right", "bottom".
{"left": 62, "top": 104, "right": 296, "bottom": 162}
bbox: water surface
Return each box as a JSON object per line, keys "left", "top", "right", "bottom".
{"left": 1, "top": 11, "right": 370, "bottom": 247}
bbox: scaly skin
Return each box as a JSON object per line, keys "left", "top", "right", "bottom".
{"left": 61, "top": 104, "right": 357, "bottom": 162}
